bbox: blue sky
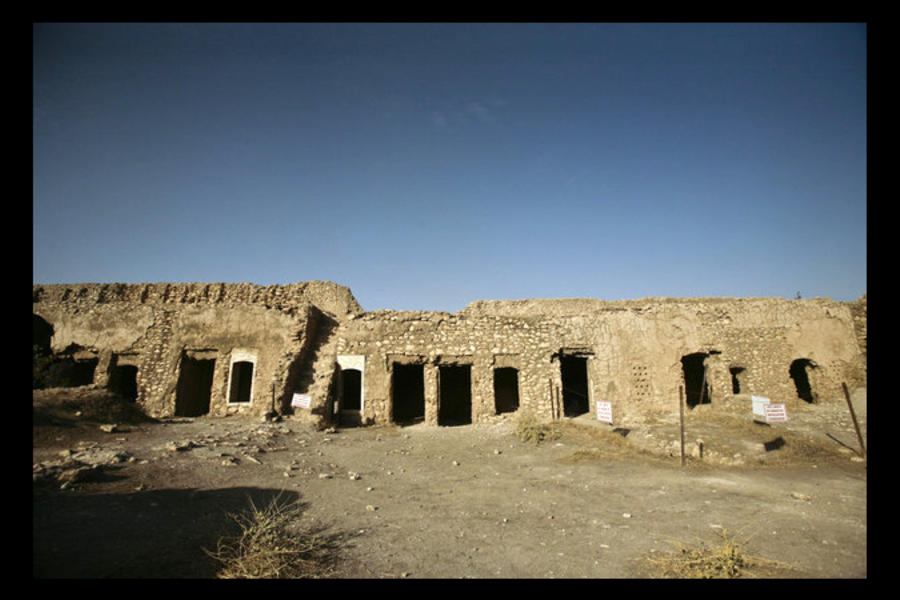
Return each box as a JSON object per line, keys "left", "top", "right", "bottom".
{"left": 33, "top": 23, "right": 867, "bottom": 312}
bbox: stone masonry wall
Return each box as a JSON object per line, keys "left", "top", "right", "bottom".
{"left": 33, "top": 282, "right": 362, "bottom": 419}
{"left": 333, "top": 296, "right": 866, "bottom": 427}
{"left": 33, "top": 281, "right": 866, "bottom": 428}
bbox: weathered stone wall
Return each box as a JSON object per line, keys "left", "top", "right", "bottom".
{"left": 334, "top": 310, "right": 557, "bottom": 424}
{"left": 333, "top": 296, "right": 866, "bottom": 426}
{"left": 32, "top": 282, "right": 361, "bottom": 418}
{"left": 33, "top": 281, "right": 866, "bottom": 428}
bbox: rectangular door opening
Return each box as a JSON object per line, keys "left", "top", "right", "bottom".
{"left": 391, "top": 363, "right": 425, "bottom": 424}
{"left": 493, "top": 367, "right": 519, "bottom": 414}
{"left": 175, "top": 354, "right": 215, "bottom": 417}
{"left": 109, "top": 363, "right": 138, "bottom": 401}
{"left": 560, "top": 355, "right": 589, "bottom": 417}
{"left": 228, "top": 360, "right": 254, "bottom": 404}
{"left": 439, "top": 364, "right": 472, "bottom": 426}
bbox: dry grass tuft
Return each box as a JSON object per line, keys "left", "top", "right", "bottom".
{"left": 206, "top": 496, "right": 341, "bottom": 579}
{"left": 515, "top": 414, "right": 561, "bottom": 444}
{"left": 643, "top": 528, "right": 795, "bottom": 578}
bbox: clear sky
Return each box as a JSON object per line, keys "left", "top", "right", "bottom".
{"left": 33, "top": 23, "right": 867, "bottom": 313}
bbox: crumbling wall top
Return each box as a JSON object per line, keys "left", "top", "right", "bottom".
{"left": 462, "top": 296, "right": 852, "bottom": 318}
{"left": 32, "top": 280, "right": 364, "bottom": 318}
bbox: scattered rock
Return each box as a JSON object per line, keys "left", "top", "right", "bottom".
{"left": 34, "top": 458, "right": 103, "bottom": 488}
{"left": 348, "top": 471, "right": 361, "bottom": 480}
{"left": 318, "top": 473, "right": 333, "bottom": 479}
{"left": 99, "top": 424, "right": 120, "bottom": 433}
{"left": 366, "top": 505, "right": 377, "bottom": 512}
{"left": 165, "top": 440, "right": 198, "bottom": 452}
{"left": 261, "top": 411, "right": 281, "bottom": 423}
{"left": 791, "top": 492, "right": 811, "bottom": 502}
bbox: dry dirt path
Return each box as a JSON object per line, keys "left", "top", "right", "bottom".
{"left": 33, "top": 396, "right": 866, "bottom": 579}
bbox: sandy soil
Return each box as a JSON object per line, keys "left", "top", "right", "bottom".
{"left": 32, "top": 388, "right": 867, "bottom": 579}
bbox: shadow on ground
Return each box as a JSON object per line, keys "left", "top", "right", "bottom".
{"left": 33, "top": 486, "right": 303, "bottom": 578}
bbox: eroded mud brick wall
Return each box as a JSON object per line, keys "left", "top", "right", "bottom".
{"left": 32, "top": 282, "right": 362, "bottom": 418}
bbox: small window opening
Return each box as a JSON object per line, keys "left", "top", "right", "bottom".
{"left": 229, "top": 360, "right": 254, "bottom": 404}
{"left": 681, "top": 353, "right": 711, "bottom": 409}
{"left": 391, "top": 363, "right": 425, "bottom": 424}
{"left": 493, "top": 367, "right": 520, "bottom": 414}
{"left": 729, "top": 367, "right": 746, "bottom": 394}
{"left": 789, "top": 359, "right": 817, "bottom": 403}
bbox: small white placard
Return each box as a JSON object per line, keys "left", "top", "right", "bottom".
{"left": 291, "top": 393, "right": 311, "bottom": 409}
{"left": 751, "top": 395, "right": 770, "bottom": 417}
{"left": 596, "top": 401, "right": 613, "bottom": 424}
{"left": 765, "top": 403, "right": 788, "bottom": 422}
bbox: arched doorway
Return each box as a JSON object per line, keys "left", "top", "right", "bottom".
{"left": 340, "top": 368, "right": 362, "bottom": 411}
{"left": 681, "top": 353, "right": 711, "bottom": 409}
{"left": 789, "top": 359, "right": 817, "bottom": 403}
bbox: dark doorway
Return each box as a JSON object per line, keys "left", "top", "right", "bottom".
{"left": 175, "top": 355, "right": 215, "bottom": 416}
{"left": 229, "top": 361, "right": 254, "bottom": 404}
{"left": 33, "top": 314, "right": 53, "bottom": 352}
{"left": 48, "top": 355, "right": 98, "bottom": 388}
{"left": 392, "top": 363, "right": 425, "bottom": 424}
{"left": 729, "top": 367, "right": 746, "bottom": 394}
{"left": 341, "top": 368, "right": 362, "bottom": 411}
{"left": 560, "top": 356, "right": 589, "bottom": 417}
{"left": 494, "top": 367, "right": 519, "bottom": 414}
{"left": 790, "top": 359, "right": 816, "bottom": 403}
{"left": 439, "top": 365, "right": 472, "bottom": 426}
{"left": 682, "top": 353, "right": 710, "bottom": 408}
{"left": 109, "top": 364, "right": 138, "bottom": 401}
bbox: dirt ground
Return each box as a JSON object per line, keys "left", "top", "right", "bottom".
{"left": 32, "top": 387, "right": 867, "bottom": 579}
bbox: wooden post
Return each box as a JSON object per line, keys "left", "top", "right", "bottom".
{"left": 679, "top": 385, "right": 686, "bottom": 467}
{"left": 841, "top": 382, "right": 866, "bottom": 458}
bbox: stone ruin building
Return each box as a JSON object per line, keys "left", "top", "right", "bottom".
{"left": 32, "top": 281, "right": 867, "bottom": 428}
